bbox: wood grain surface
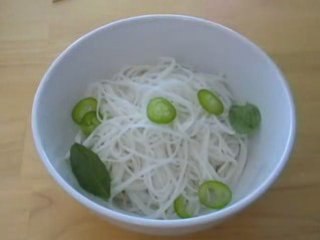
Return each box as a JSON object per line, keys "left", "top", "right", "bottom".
{"left": 1, "top": 0, "right": 319, "bottom": 239}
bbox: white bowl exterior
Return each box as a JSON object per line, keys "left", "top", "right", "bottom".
{"left": 32, "top": 15, "right": 296, "bottom": 235}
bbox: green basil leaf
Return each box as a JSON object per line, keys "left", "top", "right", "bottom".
{"left": 229, "top": 103, "right": 261, "bottom": 134}
{"left": 70, "top": 143, "right": 111, "bottom": 200}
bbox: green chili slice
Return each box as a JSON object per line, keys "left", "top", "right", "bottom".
{"left": 80, "top": 111, "right": 100, "bottom": 136}
{"left": 174, "top": 195, "right": 192, "bottom": 218}
{"left": 197, "top": 89, "right": 224, "bottom": 115}
{"left": 198, "top": 180, "right": 232, "bottom": 209}
{"left": 72, "top": 97, "right": 98, "bottom": 124}
{"left": 147, "top": 97, "right": 176, "bottom": 124}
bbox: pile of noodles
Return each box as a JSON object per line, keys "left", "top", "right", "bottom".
{"left": 74, "top": 58, "right": 247, "bottom": 219}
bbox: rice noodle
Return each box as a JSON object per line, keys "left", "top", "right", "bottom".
{"left": 75, "top": 57, "right": 247, "bottom": 219}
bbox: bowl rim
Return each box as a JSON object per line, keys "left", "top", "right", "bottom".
{"left": 32, "top": 14, "right": 296, "bottom": 228}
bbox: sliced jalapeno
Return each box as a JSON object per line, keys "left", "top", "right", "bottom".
{"left": 174, "top": 195, "right": 192, "bottom": 218}
{"left": 198, "top": 180, "right": 232, "bottom": 209}
{"left": 80, "top": 111, "right": 100, "bottom": 135}
{"left": 72, "top": 97, "right": 98, "bottom": 124}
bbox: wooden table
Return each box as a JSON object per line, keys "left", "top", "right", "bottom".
{"left": 1, "top": 0, "right": 319, "bottom": 239}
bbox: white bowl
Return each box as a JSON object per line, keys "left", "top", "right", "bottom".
{"left": 32, "top": 15, "right": 296, "bottom": 235}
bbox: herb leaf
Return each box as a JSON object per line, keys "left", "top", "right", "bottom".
{"left": 229, "top": 103, "right": 261, "bottom": 134}
{"left": 70, "top": 143, "right": 111, "bottom": 200}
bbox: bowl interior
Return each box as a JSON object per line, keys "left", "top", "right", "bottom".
{"left": 33, "top": 16, "right": 294, "bottom": 220}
